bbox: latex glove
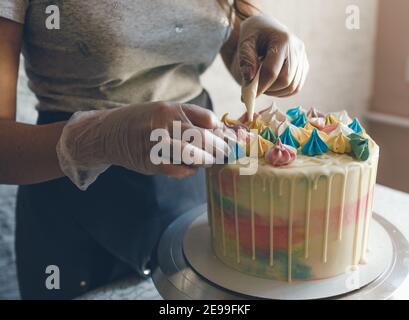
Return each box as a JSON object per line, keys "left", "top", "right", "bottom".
{"left": 56, "top": 102, "right": 231, "bottom": 190}
{"left": 236, "top": 15, "right": 309, "bottom": 97}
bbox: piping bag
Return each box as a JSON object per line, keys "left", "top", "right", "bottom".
{"left": 241, "top": 64, "right": 262, "bottom": 122}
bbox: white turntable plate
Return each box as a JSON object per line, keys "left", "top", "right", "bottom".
{"left": 183, "top": 214, "right": 393, "bottom": 300}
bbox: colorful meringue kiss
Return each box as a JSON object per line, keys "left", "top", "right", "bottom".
{"left": 246, "top": 135, "right": 273, "bottom": 158}
{"left": 291, "top": 113, "right": 307, "bottom": 128}
{"left": 330, "top": 122, "right": 355, "bottom": 137}
{"left": 325, "top": 114, "right": 339, "bottom": 126}
{"left": 348, "top": 117, "right": 364, "bottom": 134}
{"left": 303, "top": 123, "right": 328, "bottom": 143}
{"left": 260, "top": 127, "right": 277, "bottom": 144}
{"left": 326, "top": 123, "right": 354, "bottom": 154}
{"left": 286, "top": 106, "right": 304, "bottom": 121}
{"left": 296, "top": 127, "right": 312, "bottom": 146}
{"left": 308, "top": 117, "right": 326, "bottom": 130}
{"left": 331, "top": 110, "right": 352, "bottom": 125}
{"left": 327, "top": 133, "right": 351, "bottom": 154}
{"left": 265, "top": 139, "right": 297, "bottom": 167}
{"left": 348, "top": 133, "right": 370, "bottom": 161}
{"left": 321, "top": 123, "right": 339, "bottom": 134}
{"left": 301, "top": 128, "right": 329, "bottom": 156}
{"left": 279, "top": 126, "right": 300, "bottom": 149}
{"left": 306, "top": 107, "right": 325, "bottom": 118}
{"left": 304, "top": 122, "right": 316, "bottom": 132}
{"left": 258, "top": 105, "right": 275, "bottom": 123}
{"left": 258, "top": 104, "right": 285, "bottom": 124}
{"left": 268, "top": 109, "right": 288, "bottom": 134}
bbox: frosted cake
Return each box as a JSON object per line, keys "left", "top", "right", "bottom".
{"left": 206, "top": 106, "right": 379, "bottom": 282}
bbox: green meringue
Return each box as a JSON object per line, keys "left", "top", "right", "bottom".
{"left": 260, "top": 127, "right": 277, "bottom": 144}
{"left": 348, "top": 133, "right": 369, "bottom": 161}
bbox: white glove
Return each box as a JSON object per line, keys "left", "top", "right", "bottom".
{"left": 235, "top": 15, "right": 309, "bottom": 97}
{"left": 56, "top": 102, "right": 230, "bottom": 190}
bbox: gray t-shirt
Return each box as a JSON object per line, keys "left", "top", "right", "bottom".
{"left": 0, "top": 0, "right": 230, "bottom": 112}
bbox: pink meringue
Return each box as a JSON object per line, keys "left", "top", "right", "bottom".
{"left": 265, "top": 139, "right": 297, "bottom": 167}
{"left": 258, "top": 105, "right": 275, "bottom": 123}
{"left": 321, "top": 123, "right": 339, "bottom": 134}
{"left": 307, "top": 107, "right": 325, "bottom": 118}
{"left": 308, "top": 117, "right": 326, "bottom": 130}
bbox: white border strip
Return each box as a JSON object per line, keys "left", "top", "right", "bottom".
{"left": 365, "top": 111, "right": 409, "bottom": 129}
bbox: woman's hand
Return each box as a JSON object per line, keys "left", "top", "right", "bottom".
{"left": 235, "top": 15, "right": 309, "bottom": 97}
{"left": 57, "top": 102, "right": 231, "bottom": 190}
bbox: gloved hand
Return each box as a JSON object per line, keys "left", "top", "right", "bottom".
{"left": 234, "top": 15, "right": 309, "bottom": 97}
{"left": 56, "top": 102, "right": 231, "bottom": 190}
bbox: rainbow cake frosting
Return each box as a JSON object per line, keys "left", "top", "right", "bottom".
{"left": 206, "top": 106, "right": 379, "bottom": 282}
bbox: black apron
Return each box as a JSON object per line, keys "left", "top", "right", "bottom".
{"left": 15, "top": 91, "right": 211, "bottom": 299}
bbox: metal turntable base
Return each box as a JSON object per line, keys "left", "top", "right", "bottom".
{"left": 152, "top": 204, "right": 409, "bottom": 300}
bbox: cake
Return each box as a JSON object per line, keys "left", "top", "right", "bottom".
{"left": 206, "top": 106, "right": 379, "bottom": 282}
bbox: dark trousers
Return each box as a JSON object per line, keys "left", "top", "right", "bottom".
{"left": 15, "top": 92, "right": 211, "bottom": 299}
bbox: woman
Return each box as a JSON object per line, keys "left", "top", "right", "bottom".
{"left": 0, "top": 0, "right": 308, "bottom": 299}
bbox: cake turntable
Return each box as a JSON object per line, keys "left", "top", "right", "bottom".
{"left": 152, "top": 204, "right": 409, "bottom": 300}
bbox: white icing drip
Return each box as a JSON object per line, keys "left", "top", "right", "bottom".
{"left": 250, "top": 176, "right": 256, "bottom": 260}
{"left": 363, "top": 164, "right": 377, "bottom": 256}
{"left": 337, "top": 169, "right": 348, "bottom": 241}
{"left": 269, "top": 179, "right": 275, "bottom": 266}
{"left": 262, "top": 176, "right": 267, "bottom": 192}
{"left": 233, "top": 173, "right": 240, "bottom": 263}
{"left": 288, "top": 179, "right": 295, "bottom": 282}
{"left": 218, "top": 168, "right": 226, "bottom": 256}
{"left": 352, "top": 165, "right": 364, "bottom": 267}
{"left": 323, "top": 175, "right": 333, "bottom": 263}
{"left": 279, "top": 178, "right": 285, "bottom": 196}
{"left": 359, "top": 167, "right": 374, "bottom": 264}
{"left": 313, "top": 175, "right": 320, "bottom": 190}
{"left": 304, "top": 180, "right": 312, "bottom": 259}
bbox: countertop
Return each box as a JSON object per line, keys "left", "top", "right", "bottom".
{"left": 78, "top": 184, "right": 409, "bottom": 300}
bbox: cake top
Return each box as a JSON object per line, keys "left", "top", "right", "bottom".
{"left": 222, "top": 106, "right": 378, "bottom": 168}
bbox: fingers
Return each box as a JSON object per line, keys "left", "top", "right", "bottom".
{"left": 257, "top": 39, "right": 287, "bottom": 95}
{"left": 181, "top": 104, "right": 220, "bottom": 129}
{"left": 264, "top": 42, "right": 298, "bottom": 92}
{"left": 266, "top": 53, "right": 303, "bottom": 97}
{"left": 254, "top": 33, "right": 307, "bottom": 97}
{"left": 296, "top": 57, "right": 309, "bottom": 94}
{"left": 180, "top": 123, "right": 230, "bottom": 159}
{"left": 238, "top": 35, "right": 259, "bottom": 83}
{"left": 179, "top": 104, "right": 233, "bottom": 157}
{"left": 174, "top": 139, "right": 215, "bottom": 166}
{"left": 265, "top": 48, "right": 308, "bottom": 97}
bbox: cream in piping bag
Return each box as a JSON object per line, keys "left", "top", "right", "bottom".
{"left": 241, "top": 65, "right": 262, "bottom": 122}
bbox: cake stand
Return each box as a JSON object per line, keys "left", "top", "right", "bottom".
{"left": 152, "top": 204, "right": 409, "bottom": 300}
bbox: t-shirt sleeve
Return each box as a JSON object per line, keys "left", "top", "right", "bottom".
{"left": 0, "top": 0, "right": 29, "bottom": 24}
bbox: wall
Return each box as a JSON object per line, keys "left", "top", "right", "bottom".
{"left": 202, "top": 0, "right": 379, "bottom": 120}
{"left": 368, "top": 0, "right": 409, "bottom": 192}
{"left": 371, "top": 0, "right": 409, "bottom": 117}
